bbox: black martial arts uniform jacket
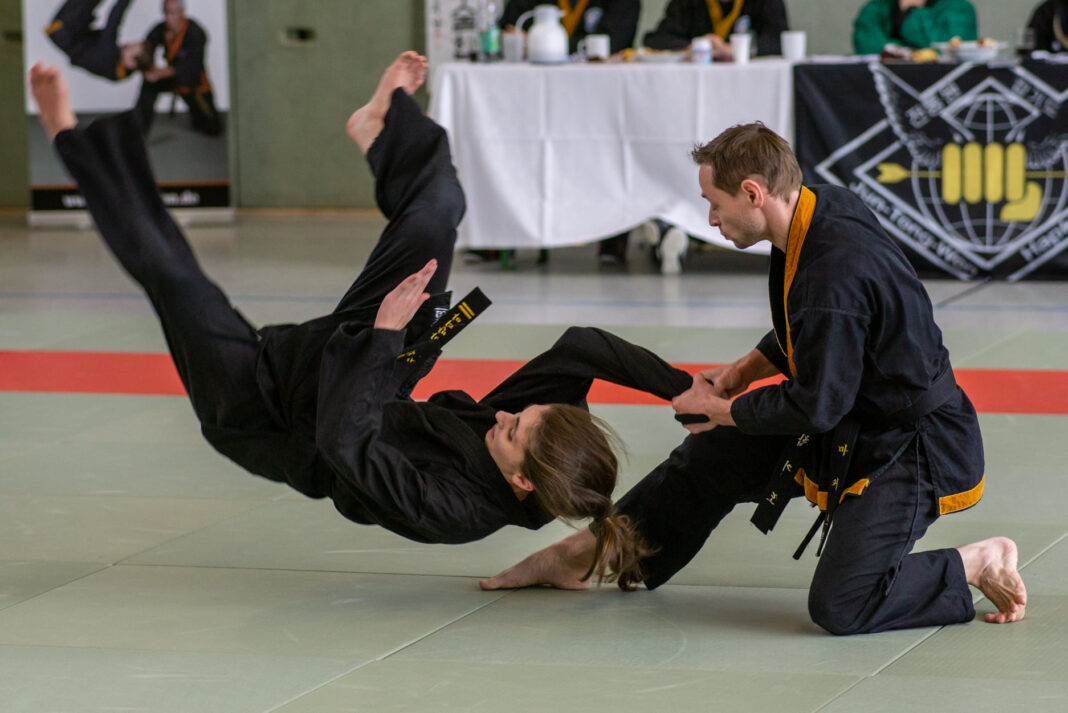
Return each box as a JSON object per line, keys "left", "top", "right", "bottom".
{"left": 207, "top": 323, "right": 692, "bottom": 545}
{"left": 501, "top": 0, "right": 640, "bottom": 54}
{"left": 642, "top": 0, "right": 788, "bottom": 55}
{"left": 1027, "top": 0, "right": 1068, "bottom": 53}
{"left": 733, "top": 185, "right": 984, "bottom": 523}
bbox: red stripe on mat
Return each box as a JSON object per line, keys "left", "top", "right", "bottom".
{"left": 2, "top": 351, "right": 1067, "bottom": 415}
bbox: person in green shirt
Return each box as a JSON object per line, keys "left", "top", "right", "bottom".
{"left": 852, "top": 0, "right": 977, "bottom": 55}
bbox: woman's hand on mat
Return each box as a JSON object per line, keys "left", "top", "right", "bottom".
{"left": 375, "top": 260, "right": 437, "bottom": 331}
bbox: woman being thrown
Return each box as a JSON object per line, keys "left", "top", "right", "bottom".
{"left": 46, "top": 0, "right": 148, "bottom": 81}
{"left": 29, "top": 52, "right": 694, "bottom": 585}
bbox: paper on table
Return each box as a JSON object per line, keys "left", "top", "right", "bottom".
{"left": 1031, "top": 50, "right": 1068, "bottom": 64}
{"left": 808, "top": 54, "right": 875, "bottom": 64}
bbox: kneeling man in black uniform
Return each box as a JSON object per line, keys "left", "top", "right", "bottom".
{"left": 483, "top": 123, "right": 1027, "bottom": 634}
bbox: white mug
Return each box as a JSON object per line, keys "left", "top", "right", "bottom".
{"left": 781, "top": 30, "right": 806, "bottom": 61}
{"left": 501, "top": 31, "right": 524, "bottom": 62}
{"left": 579, "top": 33, "right": 611, "bottom": 61}
{"left": 730, "top": 33, "right": 751, "bottom": 64}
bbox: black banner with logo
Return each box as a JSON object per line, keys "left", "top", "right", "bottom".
{"left": 795, "top": 60, "right": 1068, "bottom": 281}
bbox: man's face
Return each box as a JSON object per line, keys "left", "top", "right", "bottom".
{"left": 698, "top": 164, "right": 766, "bottom": 250}
{"left": 163, "top": 0, "right": 185, "bottom": 32}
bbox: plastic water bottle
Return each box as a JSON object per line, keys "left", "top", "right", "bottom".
{"left": 691, "top": 36, "right": 713, "bottom": 64}
{"left": 477, "top": 0, "right": 501, "bottom": 61}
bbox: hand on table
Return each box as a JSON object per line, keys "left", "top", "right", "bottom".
{"left": 704, "top": 33, "right": 732, "bottom": 59}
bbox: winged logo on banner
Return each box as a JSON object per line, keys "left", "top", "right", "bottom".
{"left": 868, "top": 63, "right": 1068, "bottom": 226}
{"left": 871, "top": 65, "right": 944, "bottom": 168}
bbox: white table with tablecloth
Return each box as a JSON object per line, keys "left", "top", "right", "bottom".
{"left": 428, "top": 59, "right": 795, "bottom": 251}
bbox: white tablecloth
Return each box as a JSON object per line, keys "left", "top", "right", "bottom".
{"left": 428, "top": 59, "right": 795, "bottom": 251}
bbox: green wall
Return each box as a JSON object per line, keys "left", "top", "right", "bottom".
{"left": 0, "top": 1, "right": 1045, "bottom": 210}
{"left": 0, "top": 0, "right": 27, "bottom": 207}
{"left": 229, "top": 0, "right": 425, "bottom": 208}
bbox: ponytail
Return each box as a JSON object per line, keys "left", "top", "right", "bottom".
{"left": 521, "top": 404, "right": 658, "bottom": 590}
{"left": 587, "top": 512, "right": 655, "bottom": 591}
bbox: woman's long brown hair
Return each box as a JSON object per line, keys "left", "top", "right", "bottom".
{"left": 520, "top": 404, "right": 656, "bottom": 590}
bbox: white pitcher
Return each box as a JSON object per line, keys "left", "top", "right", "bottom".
{"left": 515, "top": 4, "right": 569, "bottom": 64}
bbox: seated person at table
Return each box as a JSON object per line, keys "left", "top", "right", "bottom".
{"left": 853, "top": 0, "right": 977, "bottom": 55}
{"left": 501, "top": 0, "right": 640, "bottom": 55}
{"left": 1027, "top": 0, "right": 1068, "bottom": 52}
{"left": 642, "top": 0, "right": 789, "bottom": 59}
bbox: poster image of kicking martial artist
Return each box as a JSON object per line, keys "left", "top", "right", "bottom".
{"left": 24, "top": 0, "right": 231, "bottom": 221}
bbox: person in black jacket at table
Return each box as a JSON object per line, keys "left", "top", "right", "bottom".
{"left": 45, "top": 0, "right": 148, "bottom": 81}
{"left": 1027, "top": 0, "right": 1068, "bottom": 53}
{"left": 28, "top": 51, "right": 693, "bottom": 586}
{"left": 501, "top": 0, "right": 640, "bottom": 55}
{"left": 643, "top": 0, "right": 788, "bottom": 59}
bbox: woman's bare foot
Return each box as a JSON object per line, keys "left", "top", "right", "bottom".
{"left": 346, "top": 51, "right": 429, "bottom": 154}
{"left": 958, "top": 537, "right": 1027, "bottom": 624}
{"left": 29, "top": 62, "right": 78, "bottom": 141}
{"left": 480, "top": 529, "right": 597, "bottom": 590}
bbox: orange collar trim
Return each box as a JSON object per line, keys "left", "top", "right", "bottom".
{"left": 706, "top": 0, "right": 746, "bottom": 39}
{"left": 165, "top": 19, "right": 189, "bottom": 63}
{"left": 559, "top": 0, "right": 591, "bottom": 36}
{"left": 780, "top": 186, "right": 816, "bottom": 377}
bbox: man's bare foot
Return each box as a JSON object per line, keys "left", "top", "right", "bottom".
{"left": 346, "top": 51, "right": 428, "bottom": 153}
{"left": 958, "top": 537, "right": 1027, "bottom": 624}
{"left": 29, "top": 62, "right": 78, "bottom": 141}
{"left": 480, "top": 529, "right": 597, "bottom": 590}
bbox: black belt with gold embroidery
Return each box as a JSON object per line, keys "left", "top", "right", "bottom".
{"left": 792, "top": 417, "right": 860, "bottom": 560}
{"left": 751, "top": 366, "right": 959, "bottom": 559}
{"left": 397, "top": 287, "right": 491, "bottom": 366}
{"left": 394, "top": 287, "right": 491, "bottom": 398}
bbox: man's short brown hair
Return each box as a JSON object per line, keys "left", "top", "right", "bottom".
{"left": 691, "top": 122, "right": 802, "bottom": 200}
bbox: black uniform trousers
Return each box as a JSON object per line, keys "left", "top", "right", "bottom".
{"left": 617, "top": 426, "right": 975, "bottom": 634}
{"left": 53, "top": 88, "right": 463, "bottom": 439}
{"left": 135, "top": 78, "right": 223, "bottom": 137}
{"left": 48, "top": 0, "right": 131, "bottom": 81}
